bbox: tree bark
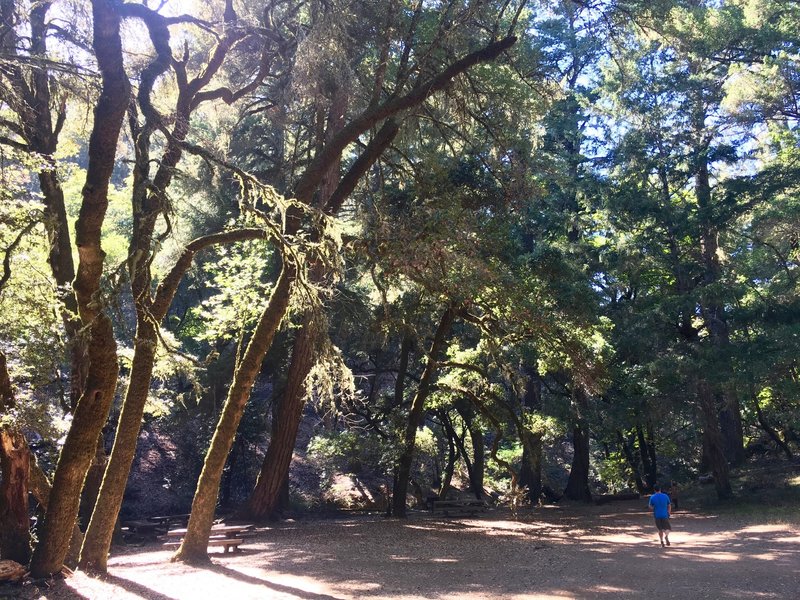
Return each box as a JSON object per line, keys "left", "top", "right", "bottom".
{"left": 563, "top": 422, "right": 592, "bottom": 502}
{"left": 519, "top": 429, "right": 543, "bottom": 504}
{"left": 564, "top": 385, "right": 592, "bottom": 502}
{"left": 239, "top": 310, "right": 323, "bottom": 521}
{"left": 697, "top": 381, "right": 733, "bottom": 500}
{"left": 617, "top": 430, "right": 645, "bottom": 494}
{"left": 0, "top": 351, "right": 31, "bottom": 564}
{"left": 28, "top": 0, "right": 130, "bottom": 578}
{"left": 437, "top": 412, "right": 457, "bottom": 499}
{"left": 79, "top": 229, "right": 266, "bottom": 571}
{"left": 172, "top": 265, "right": 294, "bottom": 563}
{"left": 0, "top": 428, "right": 31, "bottom": 564}
{"left": 392, "top": 306, "right": 456, "bottom": 518}
{"left": 519, "top": 370, "right": 543, "bottom": 503}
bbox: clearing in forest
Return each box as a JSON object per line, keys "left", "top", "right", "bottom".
{"left": 5, "top": 500, "right": 799, "bottom": 600}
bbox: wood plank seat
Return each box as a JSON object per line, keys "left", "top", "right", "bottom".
{"left": 163, "top": 538, "right": 244, "bottom": 553}
{"left": 430, "top": 498, "right": 488, "bottom": 516}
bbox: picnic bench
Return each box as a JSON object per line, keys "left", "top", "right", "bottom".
{"left": 121, "top": 520, "right": 168, "bottom": 541}
{"left": 122, "top": 513, "right": 192, "bottom": 542}
{"left": 161, "top": 523, "right": 255, "bottom": 554}
{"left": 429, "top": 498, "right": 488, "bottom": 516}
{"left": 148, "top": 513, "right": 191, "bottom": 528}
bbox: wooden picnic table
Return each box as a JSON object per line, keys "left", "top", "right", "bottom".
{"left": 148, "top": 514, "right": 191, "bottom": 527}
{"left": 429, "top": 498, "right": 488, "bottom": 516}
{"left": 161, "top": 523, "right": 254, "bottom": 538}
{"left": 161, "top": 523, "right": 255, "bottom": 553}
{"left": 121, "top": 520, "right": 168, "bottom": 540}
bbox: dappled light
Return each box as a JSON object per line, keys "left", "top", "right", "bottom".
{"left": 13, "top": 502, "right": 796, "bottom": 599}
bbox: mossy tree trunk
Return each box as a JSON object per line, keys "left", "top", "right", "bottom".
{"left": 173, "top": 33, "right": 517, "bottom": 560}
{"left": 240, "top": 311, "right": 323, "bottom": 520}
{"left": 28, "top": 0, "right": 130, "bottom": 578}
{"left": 78, "top": 0, "right": 268, "bottom": 571}
{"left": 172, "top": 266, "right": 294, "bottom": 563}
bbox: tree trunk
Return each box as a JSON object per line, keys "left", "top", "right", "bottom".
{"left": 468, "top": 419, "right": 485, "bottom": 499}
{"left": 0, "top": 352, "right": 31, "bottom": 564}
{"left": 750, "top": 384, "right": 792, "bottom": 459}
{"left": 617, "top": 430, "right": 645, "bottom": 494}
{"left": 78, "top": 319, "right": 157, "bottom": 571}
{"left": 519, "top": 429, "right": 543, "bottom": 504}
{"left": 172, "top": 266, "right": 293, "bottom": 563}
{"left": 519, "top": 369, "right": 543, "bottom": 503}
{"left": 0, "top": 429, "right": 31, "bottom": 564}
{"left": 564, "top": 385, "right": 592, "bottom": 502}
{"left": 239, "top": 310, "right": 322, "bottom": 521}
{"left": 28, "top": 0, "right": 130, "bottom": 577}
{"left": 29, "top": 315, "right": 119, "bottom": 577}
{"left": 79, "top": 229, "right": 266, "bottom": 571}
{"left": 437, "top": 412, "right": 457, "bottom": 499}
{"left": 392, "top": 306, "right": 456, "bottom": 518}
{"left": 563, "top": 423, "right": 592, "bottom": 502}
{"left": 636, "top": 424, "right": 657, "bottom": 490}
{"left": 698, "top": 381, "right": 733, "bottom": 500}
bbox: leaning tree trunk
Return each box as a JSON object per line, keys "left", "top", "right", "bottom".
{"left": 240, "top": 82, "right": 347, "bottom": 522}
{"left": 79, "top": 0, "right": 265, "bottom": 570}
{"left": 172, "top": 266, "right": 294, "bottom": 563}
{"left": 79, "top": 228, "right": 268, "bottom": 571}
{"left": 392, "top": 306, "right": 456, "bottom": 518}
{"left": 28, "top": 0, "right": 130, "bottom": 578}
{"left": 176, "top": 33, "right": 517, "bottom": 558}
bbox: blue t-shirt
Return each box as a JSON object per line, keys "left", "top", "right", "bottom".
{"left": 649, "top": 492, "right": 671, "bottom": 519}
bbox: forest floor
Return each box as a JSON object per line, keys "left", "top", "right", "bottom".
{"left": 4, "top": 497, "right": 799, "bottom": 600}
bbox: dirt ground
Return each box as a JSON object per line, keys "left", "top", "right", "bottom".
{"left": 3, "top": 500, "right": 799, "bottom": 600}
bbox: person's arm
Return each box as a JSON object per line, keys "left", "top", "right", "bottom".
{"left": 667, "top": 498, "right": 672, "bottom": 517}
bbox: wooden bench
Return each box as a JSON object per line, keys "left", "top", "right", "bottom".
{"left": 122, "top": 520, "right": 168, "bottom": 541}
{"left": 148, "top": 514, "right": 191, "bottom": 528}
{"left": 161, "top": 523, "right": 254, "bottom": 553}
{"left": 430, "top": 498, "right": 488, "bottom": 516}
{"left": 163, "top": 538, "right": 244, "bottom": 553}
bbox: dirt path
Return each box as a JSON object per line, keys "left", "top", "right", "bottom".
{"left": 6, "top": 501, "right": 799, "bottom": 599}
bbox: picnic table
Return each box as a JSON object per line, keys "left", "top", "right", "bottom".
{"left": 429, "top": 498, "right": 488, "bottom": 516}
{"left": 148, "top": 514, "right": 191, "bottom": 528}
{"left": 121, "top": 520, "right": 168, "bottom": 540}
{"left": 161, "top": 523, "right": 255, "bottom": 554}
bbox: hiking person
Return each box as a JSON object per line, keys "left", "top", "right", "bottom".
{"left": 648, "top": 484, "right": 672, "bottom": 547}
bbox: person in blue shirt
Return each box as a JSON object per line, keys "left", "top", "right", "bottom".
{"left": 648, "top": 484, "right": 672, "bottom": 547}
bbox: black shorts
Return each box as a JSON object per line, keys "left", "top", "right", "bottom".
{"left": 655, "top": 517, "right": 671, "bottom": 531}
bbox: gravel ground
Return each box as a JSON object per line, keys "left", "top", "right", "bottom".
{"left": 3, "top": 500, "right": 799, "bottom": 599}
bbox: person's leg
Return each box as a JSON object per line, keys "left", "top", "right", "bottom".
{"left": 664, "top": 522, "right": 671, "bottom": 546}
